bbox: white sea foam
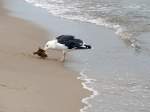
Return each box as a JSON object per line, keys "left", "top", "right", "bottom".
{"left": 24, "top": 0, "right": 132, "bottom": 41}
{"left": 24, "top": 0, "right": 150, "bottom": 51}
{"left": 78, "top": 72, "right": 98, "bottom": 112}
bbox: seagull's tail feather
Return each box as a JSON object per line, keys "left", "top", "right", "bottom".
{"left": 75, "top": 44, "right": 92, "bottom": 49}
{"left": 84, "top": 44, "right": 92, "bottom": 49}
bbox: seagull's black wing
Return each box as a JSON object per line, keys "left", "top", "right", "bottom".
{"left": 56, "top": 35, "right": 84, "bottom": 49}
{"left": 64, "top": 39, "right": 84, "bottom": 49}
{"left": 56, "top": 35, "right": 75, "bottom": 43}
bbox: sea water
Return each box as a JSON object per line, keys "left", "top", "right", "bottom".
{"left": 24, "top": 0, "right": 150, "bottom": 112}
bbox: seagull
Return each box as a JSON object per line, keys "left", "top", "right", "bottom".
{"left": 43, "top": 35, "right": 92, "bottom": 61}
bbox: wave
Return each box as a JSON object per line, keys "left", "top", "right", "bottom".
{"left": 78, "top": 72, "right": 98, "bottom": 112}
{"left": 24, "top": 0, "right": 143, "bottom": 50}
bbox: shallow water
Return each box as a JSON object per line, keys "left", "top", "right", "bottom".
{"left": 22, "top": 0, "right": 150, "bottom": 112}
{"left": 25, "top": 0, "right": 150, "bottom": 47}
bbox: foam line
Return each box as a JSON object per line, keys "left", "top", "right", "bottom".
{"left": 78, "top": 72, "right": 98, "bottom": 112}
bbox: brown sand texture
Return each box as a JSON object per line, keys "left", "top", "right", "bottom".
{"left": 0, "top": 1, "right": 89, "bottom": 112}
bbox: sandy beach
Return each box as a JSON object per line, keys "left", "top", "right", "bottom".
{"left": 0, "top": 1, "right": 89, "bottom": 112}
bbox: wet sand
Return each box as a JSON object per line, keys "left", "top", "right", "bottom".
{"left": 0, "top": 1, "right": 89, "bottom": 112}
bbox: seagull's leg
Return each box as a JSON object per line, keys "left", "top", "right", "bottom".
{"left": 60, "top": 50, "right": 66, "bottom": 62}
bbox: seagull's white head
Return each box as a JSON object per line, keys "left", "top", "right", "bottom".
{"left": 43, "top": 40, "right": 56, "bottom": 50}
{"left": 44, "top": 43, "right": 49, "bottom": 51}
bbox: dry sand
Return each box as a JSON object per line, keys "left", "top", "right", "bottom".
{"left": 0, "top": 1, "right": 89, "bottom": 112}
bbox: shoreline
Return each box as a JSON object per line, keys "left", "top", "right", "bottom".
{"left": 0, "top": 1, "right": 90, "bottom": 112}
{"left": 7, "top": 1, "right": 150, "bottom": 112}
